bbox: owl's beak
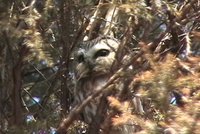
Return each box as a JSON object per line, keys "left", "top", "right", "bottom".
{"left": 85, "top": 58, "right": 95, "bottom": 70}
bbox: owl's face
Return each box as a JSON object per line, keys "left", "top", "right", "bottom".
{"left": 75, "top": 37, "right": 119, "bottom": 79}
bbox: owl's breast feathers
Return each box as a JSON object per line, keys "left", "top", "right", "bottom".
{"left": 75, "top": 75, "right": 109, "bottom": 123}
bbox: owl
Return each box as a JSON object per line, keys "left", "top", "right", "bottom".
{"left": 74, "top": 36, "right": 136, "bottom": 134}
{"left": 74, "top": 36, "right": 119, "bottom": 123}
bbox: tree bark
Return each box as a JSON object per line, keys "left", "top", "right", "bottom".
{"left": 12, "top": 55, "right": 23, "bottom": 126}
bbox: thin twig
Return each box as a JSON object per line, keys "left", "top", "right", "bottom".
{"left": 23, "top": 88, "right": 45, "bottom": 110}
{"left": 28, "top": 62, "right": 51, "bottom": 86}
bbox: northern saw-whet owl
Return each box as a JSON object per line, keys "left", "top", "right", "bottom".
{"left": 74, "top": 36, "right": 136, "bottom": 134}
{"left": 74, "top": 36, "right": 119, "bottom": 124}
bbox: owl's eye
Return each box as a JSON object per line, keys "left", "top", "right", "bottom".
{"left": 77, "top": 54, "right": 84, "bottom": 63}
{"left": 94, "top": 49, "right": 110, "bottom": 59}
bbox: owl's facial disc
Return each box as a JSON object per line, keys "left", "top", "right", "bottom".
{"left": 76, "top": 37, "right": 119, "bottom": 78}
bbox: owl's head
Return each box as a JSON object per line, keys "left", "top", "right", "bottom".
{"left": 75, "top": 36, "right": 119, "bottom": 79}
